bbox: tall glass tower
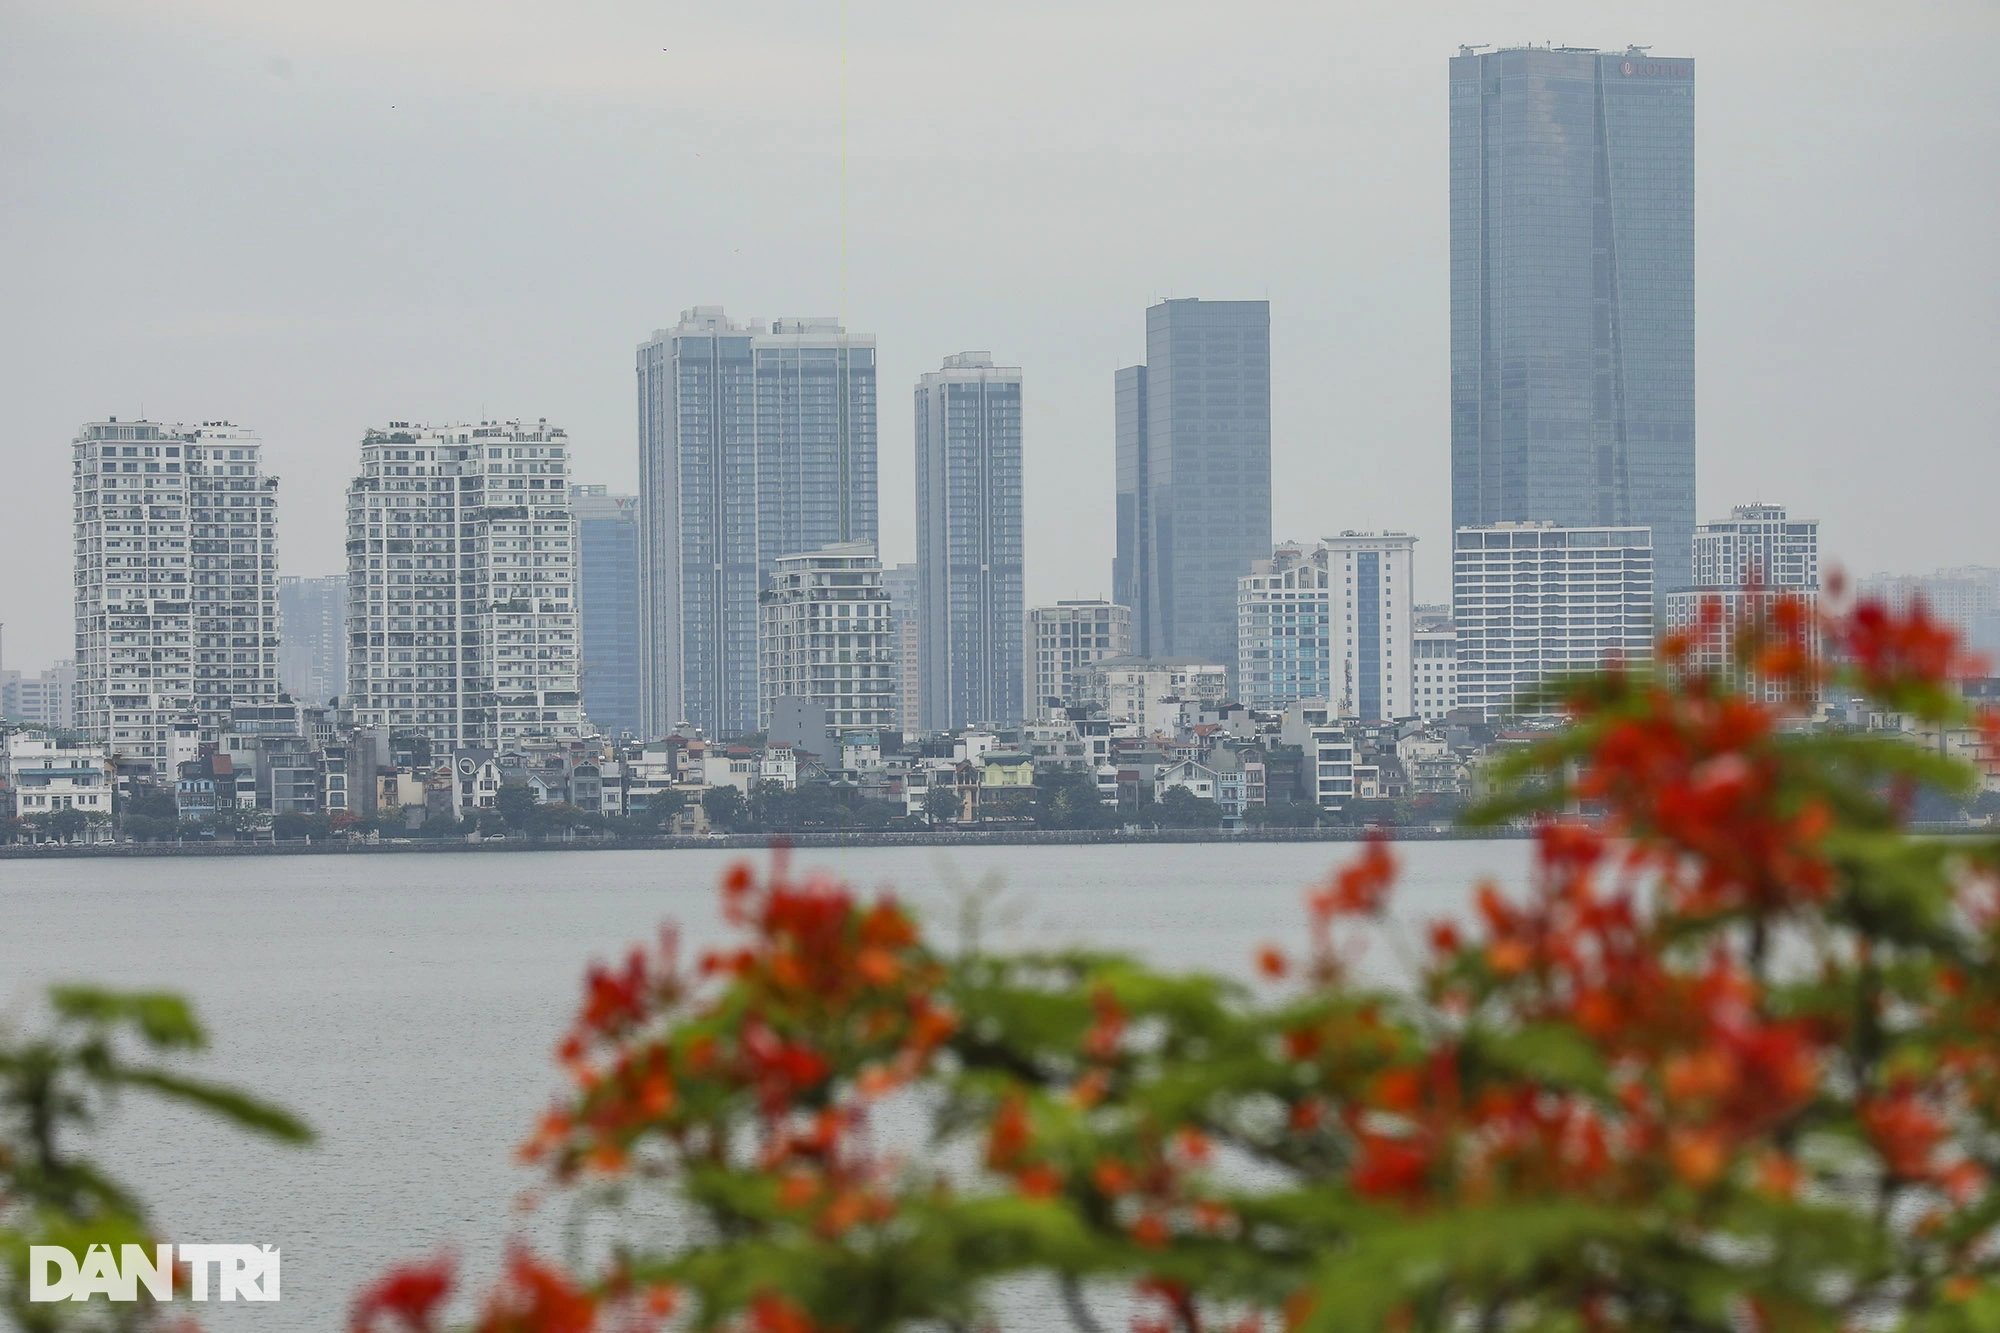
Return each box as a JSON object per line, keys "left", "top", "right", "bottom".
{"left": 1113, "top": 299, "right": 1272, "bottom": 666}
{"left": 915, "top": 352, "right": 1024, "bottom": 731}
{"left": 570, "top": 485, "right": 642, "bottom": 740}
{"left": 1449, "top": 47, "right": 1695, "bottom": 600}
{"left": 636, "top": 308, "right": 878, "bottom": 739}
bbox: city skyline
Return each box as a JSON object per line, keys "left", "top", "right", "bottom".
{"left": 2, "top": 4, "right": 1992, "bottom": 669}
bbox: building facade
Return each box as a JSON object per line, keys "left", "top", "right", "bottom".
{"left": 1413, "top": 628, "right": 1458, "bottom": 721}
{"left": 1114, "top": 299, "right": 1272, "bottom": 664}
{"left": 1453, "top": 522, "right": 1654, "bottom": 720}
{"left": 570, "top": 485, "right": 642, "bottom": 739}
{"left": 637, "top": 308, "right": 878, "bottom": 738}
{"left": 1026, "top": 601, "right": 1134, "bottom": 717}
{"left": 1078, "top": 655, "right": 1230, "bottom": 736}
{"left": 1450, "top": 47, "right": 1696, "bottom": 601}
{"left": 344, "top": 420, "right": 582, "bottom": 751}
{"left": 1, "top": 660, "right": 77, "bottom": 731}
{"left": 1665, "top": 503, "right": 1821, "bottom": 701}
{"left": 915, "top": 352, "right": 1024, "bottom": 731}
{"left": 881, "top": 562, "right": 920, "bottom": 735}
{"left": 278, "top": 574, "right": 347, "bottom": 705}
{"left": 1856, "top": 567, "right": 2000, "bottom": 662}
{"left": 1237, "top": 534, "right": 1414, "bottom": 719}
{"left": 72, "top": 419, "right": 280, "bottom": 772}
{"left": 1237, "top": 544, "right": 1330, "bottom": 711}
{"left": 757, "top": 543, "right": 896, "bottom": 738}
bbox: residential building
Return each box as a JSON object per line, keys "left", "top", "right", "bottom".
{"left": 1114, "top": 299, "right": 1272, "bottom": 663}
{"left": 2, "top": 731, "right": 111, "bottom": 825}
{"left": 1026, "top": 601, "right": 1133, "bottom": 716}
{"left": 1450, "top": 47, "right": 1696, "bottom": 602}
{"left": 881, "top": 562, "right": 920, "bottom": 734}
{"left": 1, "top": 660, "right": 77, "bottom": 731}
{"left": 1665, "top": 504, "right": 1821, "bottom": 702}
{"left": 1238, "top": 544, "right": 1330, "bottom": 710}
{"left": 1078, "top": 655, "right": 1230, "bottom": 735}
{"left": 915, "top": 352, "right": 1024, "bottom": 730}
{"left": 637, "top": 308, "right": 878, "bottom": 738}
{"left": 344, "top": 420, "right": 582, "bottom": 751}
{"left": 1413, "top": 629, "right": 1458, "bottom": 722}
{"left": 1237, "top": 534, "right": 1414, "bottom": 719}
{"left": 72, "top": 419, "right": 281, "bottom": 773}
{"left": 1453, "top": 522, "right": 1655, "bottom": 720}
{"left": 278, "top": 575, "right": 346, "bottom": 705}
{"left": 569, "top": 485, "right": 642, "bottom": 739}
{"left": 758, "top": 543, "right": 897, "bottom": 737}
{"left": 1857, "top": 567, "right": 2000, "bottom": 662}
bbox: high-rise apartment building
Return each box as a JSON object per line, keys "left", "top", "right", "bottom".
{"left": 881, "top": 562, "right": 920, "bottom": 735}
{"left": 1237, "top": 534, "right": 1415, "bottom": 718}
{"left": 344, "top": 420, "right": 581, "bottom": 750}
{"left": 1413, "top": 630, "right": 1458, "bottom": 721}
{"left": 1665, "top": 503, "right": 1820, "bottom": 701}
{"left": 278, "top": 575, "right": 347, "bottom": 705}
{"left": 1026, "top": 601, "right": 1133, "bottom": 716}
{"left": 1, "top": 660, "right": 77, "bottom": 731}
{"left": 758, "top": 543, "right": 896, "bottom": 737}
{"left": 1856, "top": 567, "right": 2000, "bottom": 660}
{"left": 1453, "top": 522, "right": 1654, "bottom": 720}
{"left": 915, "top": 352, "right": 1023, "bottom": 730}
{"left": 1450, "top": 47, "right": 1696, "bottom": 601}
{"left": 72, "top": 419, "right": 280, "bottom": 771}
{"left": 1114, "top": 299, "right": 1272, "bottom": 664}
{"left": 637, "top": 308, "right": 878, "bottom": 738}
{"left": 570, "top": 485, "right": 642, "bottom": 740}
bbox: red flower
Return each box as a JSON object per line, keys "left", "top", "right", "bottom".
{"left": 351, "top": 1252, "right": 456, "bottom": 1333}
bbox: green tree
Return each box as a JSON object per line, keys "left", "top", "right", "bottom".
{"left": 702, "top": 785, "right": 750, "bottom": 833}
{"left": 922, "top": 784, "right": 962, "bottom": 828}
{"left": 493, "top": 782, "right": 539, "bottom": 830}
{"left": 1241, "top": 798, "right": 1323, "bottom": 828}
{"left": 1033, "top": 769, "right": 1111, "bottom": 830}
{"left": 29, "top": 808, "right": 91, "bottom": 845}
{"left": 0, "top": 987, "right": 310, "bottom": 1330}
{"left": 1153, "top": 784, "right": 1221, "bottom": 828}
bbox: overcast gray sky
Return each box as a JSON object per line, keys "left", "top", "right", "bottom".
{"left": 2, "top": 0, "right": 1996, "bottom": 670}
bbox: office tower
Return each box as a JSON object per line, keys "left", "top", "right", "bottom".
{"left": 344, "top": 420, "right": 581, "bottom": 751}
{"left": 72, "top": 419, "right": 280, "bottom": 771}
{"left": 1114, "top": 299, "right": 1272, "bottom": 663}
{"left": 758, "top": 543, "right": 896, "bottom": 737}
{"left": 1027, "top": 601, "right": 1134, "bottom": 716}
{"left": 915, "top": 352, "right": 1024, "bottom": 730}
{"left": 637, "top": 308, "right": 879, "bottom": 739}
{"left": 1665, "top": 503, "right": 1821, "bottom": 701}
{"left": 1237, "top": 533, "right": 1415, "bottom": 718}
{"left": 1, "top": 660, "right": 78, "bottom": 730}
{"left": 1238, "top": 544, "right": 1330, "bottom": 710}
{"left": 1453, "top": 522, "right": 1654, "bottom": 720}
{"left": 278, "top": 575, "right": 347, "bottom": 705}
{"left": 1450, "top": 47, "right": 1696, "bottom": 601}
{"left": 881, "top": 562, "right": 920, "bottom": 734}
{"left": 570, "top": 485, "right": 643, "bottom": 739}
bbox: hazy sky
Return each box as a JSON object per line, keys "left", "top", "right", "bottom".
{"left": 2, "top": 0, "right": 1996, "bottom": 670}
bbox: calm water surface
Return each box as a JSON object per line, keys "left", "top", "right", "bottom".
{"left": 0, "top": 841, "right": 1531, "bottom": 1329}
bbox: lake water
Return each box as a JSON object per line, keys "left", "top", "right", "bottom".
{"left": 0, "top": 841, "right": 1531, "bottom": 1329}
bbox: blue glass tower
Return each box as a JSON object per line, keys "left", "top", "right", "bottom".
{"left": 570, "top": 486, "right": 642, "bottom": 739}
{"left": 1450, "top": 47, "right": 1695, "bottom": 600}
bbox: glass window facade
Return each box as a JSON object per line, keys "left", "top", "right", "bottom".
{"left": 1450, "top": 49, "right": 1695, "bottom": 601}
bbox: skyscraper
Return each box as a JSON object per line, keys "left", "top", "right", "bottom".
{"left": 880, "top": 562, "right": 920, "bottom": 735}
{"left": 915, "top": 352, "right": 1024, "bottom": 731}
{"left": 569, "top": 485, "right": 642, "bottom": 740}
{"left": 1449, "top": 47, "right": 1696, "bottom": 600}
{"left": 278, "top": 574, "right": 347, "bottom": 705}
{"left": 344, "top": 420, "right": 581, "bottom": 750}
{"left": 1665, "top": 503, "right": 1821, "bottom": 703}
{"left": 1236, "top": 534, "right": 1414, "bottom": 719}
{"left": 1026, "top": 601, "right": 1133, "bottom": 717}
{"left": 72, "top": 419, "right": 280, "bottom": 771}
{"left": 1113, "top": 299, "right": 1271, "bottom": 666}
{"left": 758, "top": 543, "right": 896, "bottom": 738}
{"left": 637, "top": 308, "right": 878, "bottom": 738}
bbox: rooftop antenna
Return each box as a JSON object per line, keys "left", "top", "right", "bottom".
{"left": 1627, "top": 44, "right": 1652, "bottom": 55}
{"left": 1458, "top": 43, "right": 1490, "bottom": 56}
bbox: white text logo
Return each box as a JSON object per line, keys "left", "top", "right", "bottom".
{"left": 29, "top": 1244, "right": 281, "bottom": 1302}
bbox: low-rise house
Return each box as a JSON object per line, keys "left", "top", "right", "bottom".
{"left": 3, "top": 732, "right": 112, "bottom": 830}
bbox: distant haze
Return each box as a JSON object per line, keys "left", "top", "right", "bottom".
{"left": 1, "top": 0, "right": 1995, "bottom": 668}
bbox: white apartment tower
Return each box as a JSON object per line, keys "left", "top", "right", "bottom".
{"left": 1026, "top": 601, "right": 1133, "bottom": 717}
{"left": 758, "top": 544, "right": 896, "bottom": 736}
{"left": 72, "top": 419, "right": 280, "bottom": 770}
{"left": 1453, "top": 522, "right": 1654, "bottom": 721}
{"left": 1238, "top": 534, "right": 1414, "bottom": 719}
{"left": 1666, "top": 503, "right": 1820, "bottom": 701}
{"left": 344, "top": 421, "right": 582, "bottom": 750}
